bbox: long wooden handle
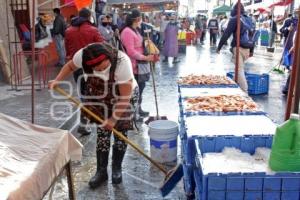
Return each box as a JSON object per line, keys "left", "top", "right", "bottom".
{"left": 54, "top": 86, "right": 167, "bottom": 175}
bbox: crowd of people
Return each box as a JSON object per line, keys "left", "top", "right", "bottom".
{"left": 48, "top": 4, "right": 299, "bottom": 132}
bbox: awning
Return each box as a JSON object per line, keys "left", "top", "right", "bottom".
{"left": 246, "top": 0, "right": 292, "bottom": 10}
{"left": 256, "top": 7, "right": 271, "bottom": 13}
{"left": 245, "top": 2, "right": 269, "bottom": 10}
{"left": 269, "top": 0, "right": 292, "bottom": 8}
{"left": 106, "top": 0, "right": 178, "bottom": 4}
{"left": 212, "top": 5, "right": 232, "bottom": 15}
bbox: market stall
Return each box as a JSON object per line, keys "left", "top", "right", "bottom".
{"left": 177, "top": 73, "right": 278, "bottom": 198}
{"left": 0, "top": 113, "right": 82, "bottom": 200}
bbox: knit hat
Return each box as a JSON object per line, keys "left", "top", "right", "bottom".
{"left": 79, "top": 8, "right": 91, "bottom": 19}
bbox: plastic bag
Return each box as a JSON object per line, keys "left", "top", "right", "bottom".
{"left": 144, "top": 39, "right": 160, "bottom": 55}
{"left": 177, "top": 31, "right": 186, "bottom": 40}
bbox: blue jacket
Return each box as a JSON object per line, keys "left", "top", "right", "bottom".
{"left": 280, "top": 17, "right": 298, "bottom": 38}
{"left": 217, "top": 3, "right": 247, "bottom": 51}
{"left": 280, "top": 17, "right": 298, "bottom": 51}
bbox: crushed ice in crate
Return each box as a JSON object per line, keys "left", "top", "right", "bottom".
{"left": 202, "top": 147, "right": 273, "bottom": 174}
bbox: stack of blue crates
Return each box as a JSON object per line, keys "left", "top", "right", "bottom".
{"left": 178, "top": 83, "right": 241, "bottom": 197}
{"left": 260, "top": 29, "right": 269, "bottom": 47}
{"left": 193, "top": 136, "right": 300, "bottom": 200}
{"left": 178, "top": 74, "right": 278, "bottom": 199}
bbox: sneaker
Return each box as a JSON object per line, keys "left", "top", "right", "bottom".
{"left": 77, "top": 125, "right": 92, "bottom": 135}
{"left": 282, "top": 90, "right": 288, "bottom": 95}
{"left": 173, "top": 59, "right": 180, "bottom": 64}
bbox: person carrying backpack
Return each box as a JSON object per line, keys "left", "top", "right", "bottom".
{"left": 217, "top": 2, "right": 256, "bottom": 92}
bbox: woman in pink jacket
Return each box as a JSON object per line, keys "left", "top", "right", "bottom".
{"left": 120, "top": 9, "right": 155, "bottom": 119}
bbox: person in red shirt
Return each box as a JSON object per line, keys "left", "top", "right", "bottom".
{"left": 64, "top": 8, "right": 104, "bottom": 135}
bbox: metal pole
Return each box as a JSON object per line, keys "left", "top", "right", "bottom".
{"left": 6, "top": 0, "right": 14, "bottom": 90}
{"left": 31, "top": 0, "right": 36, "bottom": 123}
{"left": 65, "top": 161, "right": 76, "bottom": 200}
{"left": 269, "top": 7, "right": 274, "bottom": 48}
{"left": 285, "top": 8, "right": 300, "bottom": 120}
{"left": 291, "top": 8, "right": 300, "bottom": 115}
{"left": 235, "top": 0, "right": 241, "bottom": 83}
{"left": 13, "top": 0, "right": 19, "bottom": 91}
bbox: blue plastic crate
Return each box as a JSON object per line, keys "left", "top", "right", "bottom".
{"left": 260, "top": 30, "right": 269, "bottom": 47}
{"left": 181, "top": 139, "right": 196, "bottom": 195}
{"left": 180, "top": 134, "right": 273, "bottom": 197}
{"left": 261, "top": 42, "right": 269, "bottom": 47}
{"left": 183, "top": 135, "right": 273, "bottom": 167}
{"left": 227, "top": 72, "right": 269, "bottom": 95}
{"left": 193, "top": 136, "right": 300, "bottom": 200}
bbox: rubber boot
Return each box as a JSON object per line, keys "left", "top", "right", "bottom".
{"left": 112, "top": 147, "right": 126, "bottom": 184}
{"left": 89, "top": 151, "right": 109, "bottom": 189}
{"left": 173, "top": 57, "right": 180, "bottom": 64}
{"left": 138, "top": 105, "right": 149, "bottom": 117}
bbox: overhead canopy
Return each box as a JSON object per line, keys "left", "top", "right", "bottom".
{"left": 212, "top": 5, "right": 232, "bottom": 15}
{"left": 269, "top": 0, "right": 292, "bottom": 8}
{"left": 107, "top": 0, "right": 178, "bottom": 4}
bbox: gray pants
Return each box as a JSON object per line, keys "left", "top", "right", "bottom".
{"left": 269, "top": 31, "right": 276, "bottom": 48}
{"left": 232, "top": 47, "right": 250, "bottom": 92}
{"left": 53, "top": 34, "right": 66, "bottom": 65}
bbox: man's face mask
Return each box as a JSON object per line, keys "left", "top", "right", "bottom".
{"left": 102, "top": 22, "right": 109, "bottom": 26}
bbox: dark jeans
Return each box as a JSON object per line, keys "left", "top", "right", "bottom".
{"left": 134, "top": 74, "right": 146, "bottom": 105}
{"left": 153, "top": 32, "right": 160, "bottom": 47}
{"left": 73, "top": 69, "right": 86, "bottom": 98}
{"left": 210, "top": 31, "right": 217, "bottom": 45}
{"left": 200, "top": 31, "right": 206, "bottom": 42}
{"left": 221, "top": 30, "right": 227, "bottom": 45}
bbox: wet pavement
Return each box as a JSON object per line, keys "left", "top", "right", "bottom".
{"left": 0, "top": 39, "right": 288, "bottom": 199}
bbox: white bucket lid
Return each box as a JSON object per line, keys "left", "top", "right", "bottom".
{"left": 149, "top": 120, "right": 179, "bottom": 136}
